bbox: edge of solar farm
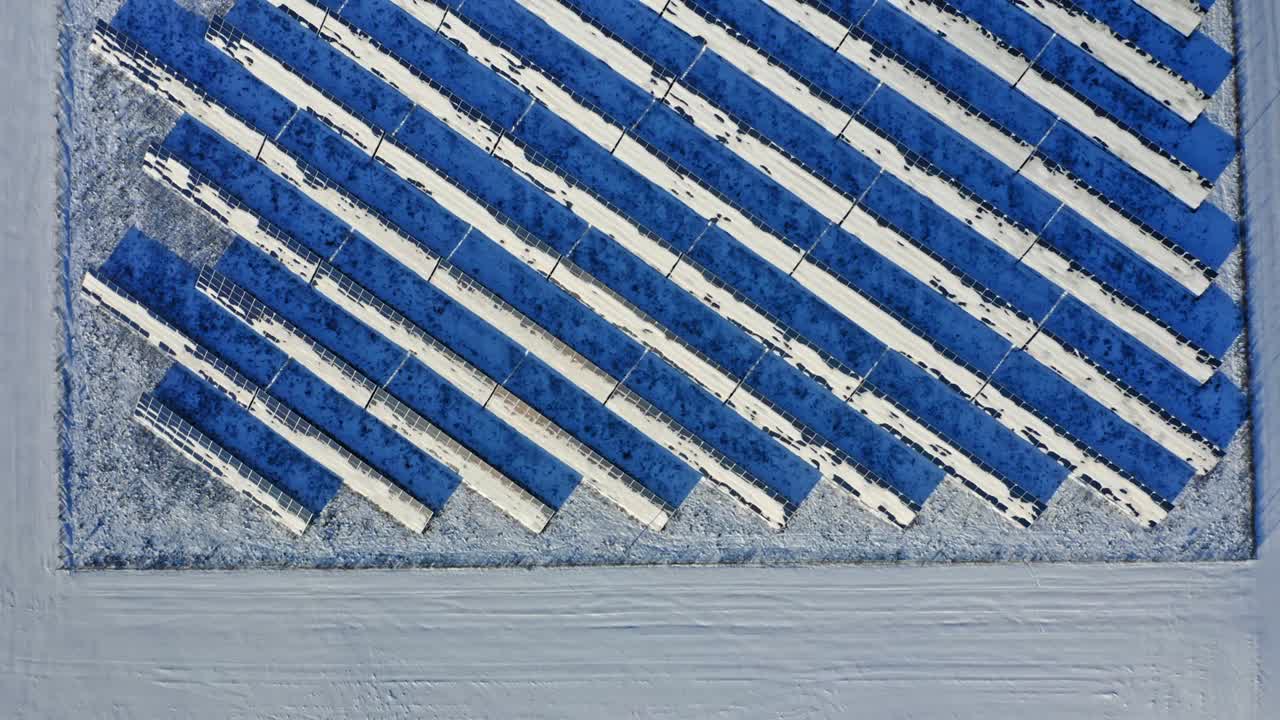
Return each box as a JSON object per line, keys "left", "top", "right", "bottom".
{"left": 75, "top": 0, "right": 1247, "bottom": 544}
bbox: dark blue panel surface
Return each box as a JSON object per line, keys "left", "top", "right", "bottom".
{"left": 334, "top": 0, "right": 532, "bottom": 130}
{"left": 633, "top": 103, "right": 832, "bottom": 250}
{"left": 689, "top": 0, "right": 880, "bottom": 112}
{"left": 810, "top": 0, "right": 877, "bottom": 24}
{"left": 1036, "top": 209, "right": 1241, "bottom": 358}
{"left": 857, "top": 87, "right": 1062, "bottom": 233}
{"left": 562, "top": 0, "right": 702, "bottom": 79}
{"left": 569, "top": 230, "right": 765, "bottom": 379}
{"left": 512, "top": 103, "right": 709, "bottom": 253}
{"left": 857, "top": 3, "right": 1055, "bottom": 145}
{"left": 224, "top": 0, "right": 413, "bottom": 132}
{"left": 946, "top": 0, "right": 1055, "bottom": 62}
{"left": 1068, "top": 0, "right": 1232, "bottom": 94}
{"left": 112, "top": 0, "right": 294, "bottom": 135}
{"left": 809, "top": 228, "right": 1011, "bottom": 377}
{"left": 386, "top": 359, "right": 581, "bottom": 508}
{"left": 503, "top": 356, "right": 702, "bottom": 506}
{"left": 865, "top": 352, "right": 1067, "bottom": 504}
{"left": 450, "top": 232, "right": 645, "bottom": 380}
{"left": 1042, "top": 297, "right": 1245, "bottom": 448}
{"left": 153, "top": 366, "right": 340, "bottom": 514}
{"left": 1036, "top": 124, "right": 1237, "bottom": 269}
{"left": 687, "top": 227, "right": 885, "bottom": 378}
{"left": 991, "top": 351, "right": 1194, "bottom": 502}
{"left": 162, "top": 116, "right": 350, "bottom": 259}
{"left": 277, "top": 112, "right": 471, "bottom": 258}
{"left": 213, "top": 239, "right": 407, "bottom": 385}
{"left": 266, "top": 362, "right": 460, "bottom": 510}
{"left": 682, "top": 50, "right": 880, "bottom": 201}
{"left": 1034, "top": 38, "right": 1235, "bottom": 182}
{"left": 860, "top": 173, "right": 1063, "bottom": 321}
{"left": 745, "top": 353, "right": 943, "bottom": 506}
{"left": 99, "top": 231, "right": 286, "bottom": 388}
{"left": 395, "top": 107, "right": 587, "bottom": 254}
{"left": 623, "top": 354, "right": 821, "bottom": 505}
{"left": 452, "top": 0, "right": 653, "bottom": 127}
{"left": 330, "top": 236, "right": 527, "bottom": 385}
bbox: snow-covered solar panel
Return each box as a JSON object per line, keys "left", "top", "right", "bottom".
{"left": 84, "top": 0, "right": 1244, "bottom": 536}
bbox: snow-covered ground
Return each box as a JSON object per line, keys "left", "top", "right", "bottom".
{"left": 56, "top": 0, "right": 1254, "bottom": 567}
{"left": 1, "top": 1, "right": 1279, "bottom": 716}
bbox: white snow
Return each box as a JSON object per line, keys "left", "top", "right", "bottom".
{"left": 1133, "top": 0, "right": 1207, "bottom": 36}
{"left": 883, "top": 0, "right": 1031, "bottom": 84}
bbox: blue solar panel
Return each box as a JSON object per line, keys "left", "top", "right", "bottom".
{"left": 945, "top": 0, "right": 1055, "bottom": 61}
{"left": 856, "top": 87, "right": 1061, "bottom": 233}
{"left": 452, "top": 234, "right": 646, "bottom": 381}
{"left": 744, "top": 353, "right": 944, "bottom": 507}
{"left": 809, "top": 228, "right": 1013, "bottom": 377}
{"left": 512, "top": 103, "right": 709, "bottom": 252}
{"left": 276, "top": 112, "right": 471, "bottom": 258}
{"left": 214, "top": 239, "right": 406, "bottom": 384}
{"left": 153, "top": 365, "right": 342, "bottom": 514}
{"left": 1068, "top": 0, "right": 1232, "bottom": 95}
{"left": 456, "top": 0, "right": 655, "bottom": 127}
{"left": 1033, "top": 38, "right": 1235, "bottom": 182}
{"left": 267, "top": 362, "right": 461, "bottom": 510}
{"left": 1036, "top": 210, "right": 1241, "bottom": 357}
{"left": 858, "top": 174, "right": 1064, "bottom": 322}
{"left": 689, "top": 0, "right": 880, "bottom": 113}
{"left": 331, "top": 236, "right": 527, "bottom": 385}
{"left": 991, "top": 351, "right": 1194, "bottom": 503}
{"left": 395, "top": 108, "right": 588, "bottom": 254}
{"left": 503, "top": 355, "right": 703, "bottom": 506}
{"left": 335, "top": 0, "right": 531, "bottom": 130}
{"left": 683, "top": 51, "right": 879, "bottom": 202}
{"left": 866, "top": 352, "right": 1068, "bottom": 505}
{"left": 385, "top": 360, "right": 582, "bottom": 508}
{"left": 623, "top": 353, "right": 821, "bottom": 506}
{"left": 1042, "top": 296, "right": 1245, "bottom": 448}
{"left": 569, "top": 230, "right": 766, "bottom": 378}
{"left": 112, "top": 0, "right": 294, "bottom": 134}
{"left": 564, "top": 0, "right": 702, "bottom": 79}
{"left": 99, "top": 231, "right": 287, "bottom": 387}
{"left": 225, "top": 0, "right": 414, "bottom": 131}
{"left": 162, "top": 117, "right": 351, "bottom": 258}
{"left": 632, "top": 102, "right": 832, "bottom": 249}
{"left": 687, "top": 227, "right": 885, "bottom": 378}
{"left": 1036, "top": 124, "right": 1238, "bottom": 269}
{"left": 858, "top": 2, "right": 1056, "bottom": 146}
{"left": 809, "top": 0, "right": 878, "bottom": 26}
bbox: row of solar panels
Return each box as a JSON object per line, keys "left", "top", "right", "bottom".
{"left": 85, "top": 0, "right": 1243, "bottom": 535}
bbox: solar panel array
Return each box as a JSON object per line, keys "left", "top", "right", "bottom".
{"left": 84, "top": 0, "right": 1245, "bottom": 537}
